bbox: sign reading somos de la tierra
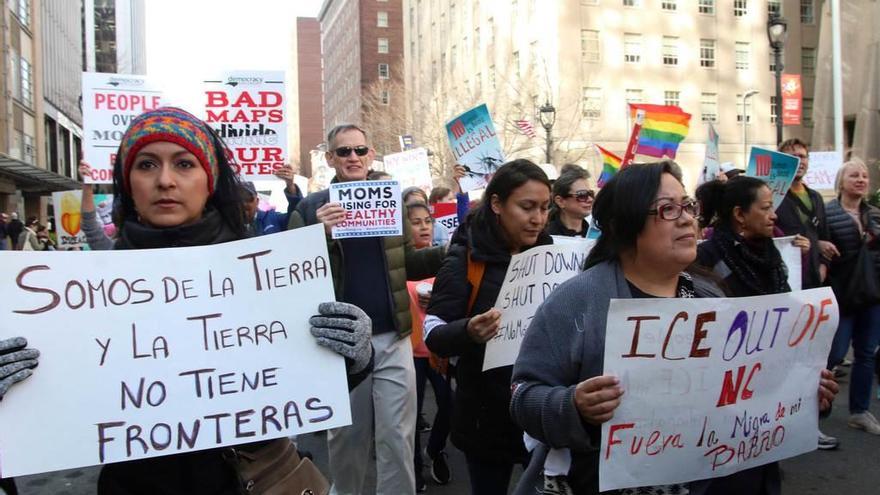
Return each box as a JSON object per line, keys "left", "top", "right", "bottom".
{"left": 0, "top": 225, "right": 351, "bottom": 477}
{"left": 599, "top": 288, "right": 837, "bottom": 491}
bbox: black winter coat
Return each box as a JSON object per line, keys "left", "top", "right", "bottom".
{"left": 825, "top": 198, "right": 880, "bottom": 314}
{"left": 774, "top": 186, "right": 830, "bottom": 289}
{"left": 425, "top": 216, "right": 552, "bottom": 464}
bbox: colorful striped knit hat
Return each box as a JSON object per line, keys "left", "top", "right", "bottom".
{"left": 118, "top": 107, "right": 219, "bottom": 194}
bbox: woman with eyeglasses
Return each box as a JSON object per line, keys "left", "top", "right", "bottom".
{"left": 510, "top": 162, "right": 837, "bottom": 495}
{"left": 547, "top": 168, "right": 593, "bottom": 237}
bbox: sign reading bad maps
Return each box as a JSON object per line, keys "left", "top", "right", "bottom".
{"left": 0, "top": 226, "right": 351, "bottom": 477}
{"left": 202, "top": 71, "right": 287, "bottom": 180}
{"left": 599, "top": 288, "right": 837, "bottom": 491}
{"left": 330, "top": 180, "right": 403, "bottom": 239}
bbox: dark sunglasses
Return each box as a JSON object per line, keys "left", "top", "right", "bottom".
{"left": 564, "top": 190, "right": 595, "bottom": 202}
{"left": 333, "top": 145, "right": 370, "bottom": 157}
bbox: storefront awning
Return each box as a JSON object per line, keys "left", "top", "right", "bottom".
{"left": 0, "top": 153, "right": 82, "bottom": 193}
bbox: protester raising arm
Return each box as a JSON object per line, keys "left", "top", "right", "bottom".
{"left": 79, "top": 162, "right": 114, "bottom": 250}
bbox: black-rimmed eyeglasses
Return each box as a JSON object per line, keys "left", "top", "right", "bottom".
{"left": 648, "top": 200, "right": 700, "bottom": 221}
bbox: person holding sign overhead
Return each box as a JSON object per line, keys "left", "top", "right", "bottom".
{"left": 425, "top": 160, "right": 553, "bottom": 495}
{"left": 510, "top": 161, "right": 838, "bottom": 495}
{"left": 287, "top": 124, "right": 445, "bottom": 495}
{"left": 0, "top": 107, "right": 374, "bottom": 495}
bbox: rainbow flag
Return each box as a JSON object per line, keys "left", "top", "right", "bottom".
{"left": 596, "top": 145, "right": 622, "bottom": 188}
{"left": 629, "top": 104, "right": 691, "bottom": 159}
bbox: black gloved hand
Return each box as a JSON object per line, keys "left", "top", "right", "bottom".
{"left": 0, "top": 337, "right": 39, "bottom": 401}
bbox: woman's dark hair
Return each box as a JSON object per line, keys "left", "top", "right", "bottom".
{"left": 428, "top": 186, "right": 452, "bottom": 204}
{"left": 112, "top": 125, "right": 247, "bottom": 238}
{"left": 550, "top": 167, "right": 591, "bottom": 220}
{"left": 402, "top": 186, "right": 428, "bottom": 205}
{"left": 695, "top": 176, "right": 769, "bottom": 230}
{"left": 25, "top": 216, "right": 38, "bottom": 227}
{"left": 585, "top": 160, "right": 683, "bottom": 269}
{"left": 470, "top": 159, "right": 550, "bottom": 249}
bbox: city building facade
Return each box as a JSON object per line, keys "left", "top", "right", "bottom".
{"left": 290, "top": 16, "right": 324, "bottom": 177}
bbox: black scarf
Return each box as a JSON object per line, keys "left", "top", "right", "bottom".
{"left": 115, "top": 209, "right": 241, "bottom": 250}
{"left": 711, "top": 227, "right": 790, "bottom": 295}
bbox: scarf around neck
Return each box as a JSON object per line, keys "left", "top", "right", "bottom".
{"left": 115, "top": 209, "right": 241, "bottom": 250}
{"left": 711, "top": 226, "right": 790, "bottom": 295}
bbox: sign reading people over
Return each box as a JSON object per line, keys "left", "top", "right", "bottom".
{"left": 329, "top": 180, "right": 403, "bottom": 239}
{"left": 0, "top": 226, "right": 351, "bottom": 477}
{"left": 82, "top": 72, "right": 164, "bottom": 184}
{"left": 599, "top": 288, "right": 837, "bottom": 491}
{"left": 445, "top": 104, "right": 505, "bottom": 192}
{"left": 383, "top": 148, "right": 433, "bottom": 194}
{"left": 746, "top": 147, "right": 800, "bottom": 211}
{"left": 202, "top": 71, "right": 287, "bottom": 180}
{"left": 483, "top": 242, "right": 593, "bottom": 371}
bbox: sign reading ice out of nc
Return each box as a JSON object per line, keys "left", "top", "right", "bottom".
{"left": 329, "top": 180, "right": 403, "bottom": 239}
{"left": 445, "top": 104, "right": 505, "bottom": 192}
{"left": 202, "top": 71, "right": 287, "bottom": 180}
{"left": 746, "top": 147, "right": 800, "bottom": 211}
{"left": 82, "top": 72, "right": 164, "bottom": 184}
{"left": 0, "top": 226, "right": 351, "bottom": 477}
{"left": 599, "top": 288, "right": 837, "bottom": 491}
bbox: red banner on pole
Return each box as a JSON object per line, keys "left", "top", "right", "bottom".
{"left": 781, "top": 74, "right": 802, "bottom": 126}
{"left": 621, "top": 109, "right": 645, "bottom": 168}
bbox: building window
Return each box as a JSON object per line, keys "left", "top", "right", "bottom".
{"left": 700, "top": 39, "right": 715, "bottom": 68}
{"left": 581, "top": 30, "right": 600, "bottom": 63}
{"left": 661, "top": 1, "right": 676, "bottom": 11}
{"left": 582, "top": 87, "right": 602, "bottom": 119}
{"left": 801, "top": 0, "right": 814, "bottom": 24}
{"left": 737, "top": 94, "right": 753, "bottom": 123}
{"left": 378, "top": 63, "right": 390, "bottom": 79}
{"left": 802, "top": 47, "right": 816, "bottom": 76}
{"left": 699, "top": 0, "right": 715, "bottom": 14}
{"left": 664, "top": 91, "right": 680, "bottom": 107}
{"left": 489, "top": 65, "right": 496, "bottom": 89}
{"left": 768, "top": 0, "right": 781, "bottom": 16}
{"left": 735, "top": 42, "right": 750, "bottom": 70}
{"left": 623, "top": 0, "right": 641, "bottom": 6}
{"left": 378, "top": 38, "right": 389, "bottom": 53}
{"left": 16, "top": 0, "right": 30, "bottom": 27}
{"left": 734, "top": 0, "right": 747, "bottom": 17}
{"left": 529, "top": 41, "right": 539, "bottom": 75}
{"left": 20, "top": 57, "right": 33, "bottom": 108}
{"left": 513, "top": 51, "right": 520, "bottom": 77}
{"left": 701, "top": 93, "right": 718, "bottom": 122}
{"left": 451, "top": 45, "right": 457, "bottom": 70}
{"left": 380, "top": 90, "right": 390, "bottom": 105}
{"left": 625, "top": 89, "right": 643, "bottom": 105}
{"left": 803, "top": 98, "right": 813, "bottom": 126}
{"left": 377, "top": 11, "right": 389, "bottom": 27}
{"left": 624, "top": 33, "right": 641, "bottom": 63}
{"left": 770, "top": 96, "right": 778, "bottom": 124}
{"left": 662, "top": 36, "right": 678, "bottom": 66}
{"left": 475, "top": 27, "right": 480, "bottom": 49}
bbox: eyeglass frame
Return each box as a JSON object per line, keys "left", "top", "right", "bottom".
{"left": 333, "top": 145, "right": 370, "bottom": 158}
{"left": 647, "top": 199, "right": 700, "bottom": 221}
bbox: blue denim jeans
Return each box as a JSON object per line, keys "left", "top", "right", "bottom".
{"left": 828, "top": 304, "right": 880, "bottom": 413}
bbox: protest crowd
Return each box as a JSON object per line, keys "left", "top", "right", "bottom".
{"left": 0, "top": 96, "right": 877, "bottom": 495}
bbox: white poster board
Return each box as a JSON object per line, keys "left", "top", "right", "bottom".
{"left": 0, "top": 225, "right": 351, "bottom": 477}
{"left": 773, "top": 236, "right": 803, "bottom": 291}
{"left": 599, "top": 288, "right": 838, "bottom": 491}
{"left": 383, "top": 148, "right": 433, "bottom": 194}
{"left": 803, "top": 151, "right": 843, "bottom": 191}
{"left": 483, "top": 242, "right": 593, "bottom": 371}
{"left": 82, "top": 72, "right": 164, "bottom": 183}
{"left": 329, "top": 180, "right": 403, "bottom": 239}
{"left": 202, "top": 71, "right": 287, "bottom": 180}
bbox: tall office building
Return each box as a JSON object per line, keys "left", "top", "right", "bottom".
{"left": 290, "top": 17, "right": 324, "bottom": 177}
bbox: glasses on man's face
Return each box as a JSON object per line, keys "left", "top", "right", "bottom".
{"left": 648, "top": 199, "right": 700, "bottom": 221}
{"left": 334, "top": 145, "right": 370, "bottom": 157}
{"left": 565, "top": 190, "right": 595, "bottom": 202}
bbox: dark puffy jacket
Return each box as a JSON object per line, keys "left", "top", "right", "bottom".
{"left": 288, "top": 188, "right": 445, "bottom": 339}
{"left": 425, "top": 216, "right": 552, "bottom": 464}
{"left": 825, "top": 198, "right": 880, "bottom": 313}
{"left": 774, "top": 187, "right": 830, "bottom": 288}
{"left": 251, "top": 186, "right": 303, "bottom": 236}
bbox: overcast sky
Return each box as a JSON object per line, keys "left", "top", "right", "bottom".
{"left": 145, "top": 0, "right": 324, "bottom": 109}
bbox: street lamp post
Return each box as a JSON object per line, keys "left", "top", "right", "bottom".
{"left": 767, "top": 13, "right": 788, "bottom": 146}
{"left": 538, "top": 100, "right": 556, "bottom": 164}
{"left": 742, "top": 90, "right": 759, "bottom": 166}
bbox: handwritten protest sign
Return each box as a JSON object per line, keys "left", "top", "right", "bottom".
{"left": 599, "top": 288, "right": 837, "bottom": 491}
{"left": 746, "top": 147, "right": 799, "bottom": 211}
{"left": 483, "top": 243, "right": 591, "bottom": 371}
{"left": 803, "top": 151, "right": 842, "bottom": 191}
{"left": 773, "top": 236, "right": 803, "bottom": 291}
{"left": 330, "top": 180, "right": 402, "bottom": 239}
{"left": 384, "top": 148, "right": 433, "bottom": 194}
{"left": 446, "top": 104, "right": 505, "bottom": 192}
{"left": 0, "top": 225, "right": 350, "bottom": 477}
{"left": 82, "top": 72, "right": 164, "bottom": 183}
{"left": 202, "top": 71, "right": 287, "bottom": 180}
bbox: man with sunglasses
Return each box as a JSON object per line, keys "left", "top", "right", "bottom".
{"left": 775, "top": 138, "right": 841, "bottom": 451}
{"left": 288, "top": 124, "right": 445, "bottom": 495}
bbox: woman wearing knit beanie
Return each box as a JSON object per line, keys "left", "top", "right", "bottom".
{"left": 0, "top": 107, "right": 373, "bottom": 495}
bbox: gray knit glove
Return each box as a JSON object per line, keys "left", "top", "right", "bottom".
{"left": 0, "top": 337, "right": 39, "bottom": 402}
{"left": 309, "top": 302, "right": 372, "bottom": 375}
